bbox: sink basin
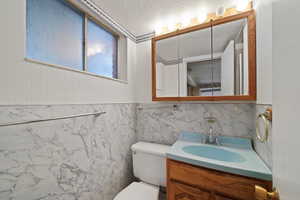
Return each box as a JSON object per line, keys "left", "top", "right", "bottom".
{"left": 182, "top": 145, "right": 246, "bottom": 163}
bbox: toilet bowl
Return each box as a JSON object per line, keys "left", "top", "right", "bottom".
{"left": 113, "top": 182, "right": 159, "bottom": 200}
{"left": 113, "top": 142, "right": 171, "bottom": 200}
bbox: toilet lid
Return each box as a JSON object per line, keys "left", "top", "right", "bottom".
{"left": 114, "top": 182, "right": 159, "bottom": 200}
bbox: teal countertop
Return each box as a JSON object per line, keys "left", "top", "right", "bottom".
{"left": 167, "top": 132, "right": 272, "bottom": 181}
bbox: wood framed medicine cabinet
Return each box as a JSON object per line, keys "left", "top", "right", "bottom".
{"left": 152, "top": 10, "right": 256, "bottom": 101}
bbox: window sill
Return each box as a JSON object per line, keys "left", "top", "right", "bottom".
{"left": 24, "top": 58, "right": 128, "bottom": 84}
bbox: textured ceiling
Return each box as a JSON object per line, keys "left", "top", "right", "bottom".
{"left": 91, "top": 0, "right": 239, "bottom": 36}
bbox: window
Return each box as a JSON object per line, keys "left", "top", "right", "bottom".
{"left": 26, "top": 0, "right": 120, "bottom": 80}
{"left": 87, "top": 20, "right": 118, "bottom": 78}
{"left": 26, "top": 0, "right": 84, "bottom": 70}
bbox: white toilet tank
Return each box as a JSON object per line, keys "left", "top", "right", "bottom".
{"left": 131, "top": 142, "right": 171, "bottom": 187}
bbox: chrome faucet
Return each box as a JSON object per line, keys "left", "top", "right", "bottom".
{"left": 204, "top": 117, "right": 219, "bottom": 145}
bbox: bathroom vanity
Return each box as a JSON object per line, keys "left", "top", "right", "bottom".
{"left": 166, "top": 133, "right": 272, "bottom": 200}
{"left": 167, "top": 159, "right": 271, "bottom": 200}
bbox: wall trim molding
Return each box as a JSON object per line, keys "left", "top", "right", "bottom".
{"left": 136, "top": 32, "right": 155, "bottom": 43}
{"left": 80, "top": 0, "right": 136, "bottom": 41}
{"left": 80, "top": 0, "right": 154, "bottom": 43}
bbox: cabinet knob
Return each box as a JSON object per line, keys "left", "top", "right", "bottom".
{"left": 255, "top": 185, "right": 279, "bottom": 200}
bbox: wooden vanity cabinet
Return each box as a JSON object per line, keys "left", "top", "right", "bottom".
{"left": 167, "top": 159, "right": 272, "bottom": 200}
{"left": 169, "top": 181, "right": 212, "bottom": 200}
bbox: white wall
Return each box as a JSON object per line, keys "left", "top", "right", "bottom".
{"left": 255, "top": 0, "right": 273, "bottom": 104}
{"left": 0, "top": 0, "right": 137, "bottom": 105}
{"left": 135, "top": 41, "right": 152, "bottom": 103}
{"left": 272, "top": 0, "right": 300, "bottom": 198}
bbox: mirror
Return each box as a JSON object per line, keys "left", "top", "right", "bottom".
{"left": 212, "top": 18, "right": 248, "bottom": 96}
{"left": 153, "top": 11, "right": 256, "bottom": 101}
{"left": 179, "top": 27, "right": 213, "bottom": 97}
{"left": 156, "top": 36, "right": 180, "bottom": 97}
{"left": 156, "top": 27, "right": 213, "bottom": 97}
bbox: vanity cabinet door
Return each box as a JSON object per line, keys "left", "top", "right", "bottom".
{"left": 214, "top": 194, "right": 235, "bottom": 200}
{"left": 168, "top": 181, "right": 213, "bottom": 200}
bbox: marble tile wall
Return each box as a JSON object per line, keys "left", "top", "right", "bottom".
{"left": 0, "top": 104, "right": 137, "bottom": 200}
{"left": 253, "top": 104, "right": 273, "bottom": 169}
{"left": 0, "top": 102, "right": 271, "bottom": 200}
{"left": 136, "top": 103, "right": 255, "bottom": 145}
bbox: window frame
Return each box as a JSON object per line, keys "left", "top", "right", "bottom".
{"left": 25, "top": 0, "right": 126, "bottom": 84}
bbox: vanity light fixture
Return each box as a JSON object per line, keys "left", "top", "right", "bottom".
{"left": 175, "top": 22, "right": 183, "bottom": 30}
{"left": 154, "top": 1, "right": 252, "bottom": 35}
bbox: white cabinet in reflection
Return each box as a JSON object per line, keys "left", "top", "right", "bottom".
{"left": 221, "top": 40, "right": 235, "bottom": 96}
{"left": 156, "top": 62, "right": 164, "bottom": 97}
{"left": 156, "top": 62, "right": 185, "bottom": 97}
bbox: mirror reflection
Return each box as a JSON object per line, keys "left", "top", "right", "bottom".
{"left": 155, "top": 18, "right": 249, "bottom": 97}
{"left": 180, "top": 27, "right": 213, "bottom": 97}
{"left": 213, "top": 18, "right": 249, "bottom": 96}
{"left": 156, "top": 36, "right": 180, "bottom": 97}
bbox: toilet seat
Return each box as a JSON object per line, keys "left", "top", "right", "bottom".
{"left": 113, "top": 182, "right": 159, "bottom": 200}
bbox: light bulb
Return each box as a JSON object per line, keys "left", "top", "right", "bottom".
{"left": 236, "top": 0, "right": 249, "bottom": 11}
{"left": 181, "top": 13, "right": 192, "bottom": 27}
{"left": 197, "top": 12, "right": 207, "bottom": 23}
{"left": 154, "top": 22, "right": 163, "bottom": 34}
{"left": 167, "top": 17, "right": 177, "bottom": 31}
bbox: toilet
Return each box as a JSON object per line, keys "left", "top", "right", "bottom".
{"left": 114, "top": 142, "right": 171, "bottom": 200}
